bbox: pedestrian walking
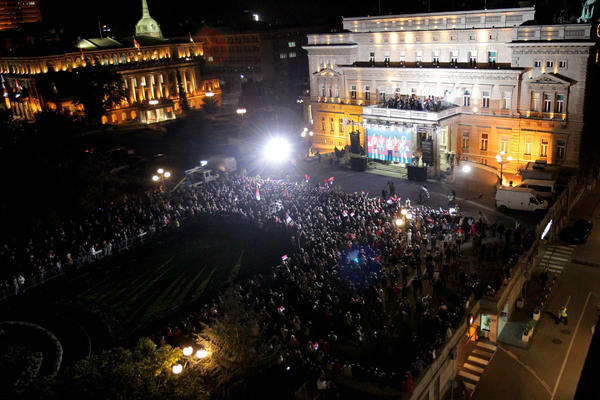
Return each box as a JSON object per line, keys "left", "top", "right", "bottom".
{"left": 558, "top": 305, "right": 568, "bottom": 325}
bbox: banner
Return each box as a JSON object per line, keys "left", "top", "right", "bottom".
{"left": 366, "top": 126, "right": 412, "bottom": 164}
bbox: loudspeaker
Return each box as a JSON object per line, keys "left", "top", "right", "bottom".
{"left": 350, "top": 132, "right": 361, "bottom": 154}
{"left": 350, "top": 156, "right": 367, "bottom": 171}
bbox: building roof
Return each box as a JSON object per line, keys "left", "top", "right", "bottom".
{"left": 135, "top": 0, "right": 163, "bottom": 39}
{"left": 340, "top": 61, "right": 522, "bottom": 70}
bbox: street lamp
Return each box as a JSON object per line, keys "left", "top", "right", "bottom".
{"left": 236, "top": 108, "right": 247, "bottom": 115}
{"left": 205, "top": 91, "right": 214, "bottom": 97}
{"left": 495, "top": 151, "right": 513, "bottom": 186}
{"left": 153, "top": 168, "right": 172, "bottom": 189}
{"left": 182, "top": 346, "right": 193, "bottom": 357}
{"left": 172, "top": 364, "right": 183, "bottom": 374}
{"left": 196, "top": 349, "right": 209, "bottom": 359}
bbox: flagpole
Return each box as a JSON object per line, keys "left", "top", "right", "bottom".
{"left": 98, "top": 16, "right": 102, "bottom": 38}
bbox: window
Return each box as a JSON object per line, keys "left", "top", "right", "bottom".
{"left": 556, "top": 94, "right": 564, "bottom": 113}
{"left": 499, "top": 136, "right": 508, "bottom": 153}
{"left": 364, "top": 85, "right": 370, "bottom": 101}
{"left": 469, "top": 51, "right": 477, "bottom": 65}
{"left": 334, "top": 85, "right": 339, "bottom": 98}
{"left": 469, "top": 34, "right": 476, "bottom": 41}
{"left": 546, "top": 60, "right": 554, "bottom": 68}
{"left": 524, "top": 138, "right": 532, "bottom": 155}
{"left": 556, "top": 139, "right": 566, "bottom": 159}
{"left": 488, "top": 51, "right": 497, "bottom": 64}
{"left": 289, "top": 52, "right": 296, "bottom": 58}
{"left": 482, "top": 91, "right": 490, "bottom": 108}
{"left": 339, "top": 119, "right": 344, "bottom": 134}
{"left": 462, "top": 133, "right": 470, "bottom": 150}
{"left": 379, "top": 88, "right": 386, "bottom": 101}
{"left": 330, "top": 118, "right": 334, "bottom": 133}
{"left": 369, "top": 52, "right": 375, "bottom": 63}
{"left": 321, "top": 117, "right": 325, "bottom": 131}
{"left": 463, "top": 90, "right": 471, "bottom": 106}
{"left": 320, "top": 85, "right": 325, "bottom": 97}
{"left": 450, "top": 50, "right": 458, "bottom": 64}
{"left": 416, "top": 50, "right": 423, "bottom": 63}
{"left": 531, "top": 92, "right": 540, "bottom": 111}
{"left": 540, "top": 139, "right": 548, "bottom": 157}
{"left": 288, "top": 41, "right": 296, "bottom": 48}
{"left": 489, "top": 33, "right": 497, "bottom": 41}
{"left": 534, "top": 60, "right": 541, "bottom": 68}
{"left": 280, "top": 53, "right": 288, "bottom": 59}
{"left": 480, "top": 133, "right": 488, "bottom": 151}
{"left": 384, "top": 54, "right": 390, "bottom": 66}
{"left": 328, "top": 86, "right": 333, "bottom": 98}
{"left": 558, "top": 60, "right": 567, "bottom": 68}
{"left": 399, "top": 53, "right": 406, "bottom": 63}
{"left": 503, "top": 91, "right": 511, "bottom": 109}
{"left": 432, "top": 52, "right": 440, "bottom": 64}
{"left": 543, "top": 93, "right": 552, "bottom": 113}
{"left": 433, "top": 34, "right": 440, "bottom": 41}
{"left": 350, "top": 85, "right": 357, "bottom": 99}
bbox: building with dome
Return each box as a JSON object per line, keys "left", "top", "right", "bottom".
{"left": 0, "top": 0, "right": 219, "bottom": 124}
{"left": 135, "top": 0, "right": 163, "bottom": 39}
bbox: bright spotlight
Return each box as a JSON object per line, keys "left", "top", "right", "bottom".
{"left": 395, "top": 218, "right": 404, "bottom": 226}
{"left": 157, "top": 168, "right": 164, "bottom": 174}
{"left": 205, "top": 91, "right": 214, "bottom": 97}
{"left": 401, "top": 208, "right": 408, "bottom": 215}
{"left": 264, "top": 137, "right": 291, "bottom": 163}
{"left": 164, "top": 171, "right": 171, "bottom": 178}
{"left": 462, "top": 165, "right": 471, "bottom": 173}
{"left": 182, "top": 346, "right": 193, "bottom": 356}
{"left": 309, "top": 131, "right": 314, "bottom": 136}
{"left": 152, "top": 175, "right": 159, "bottom": 182}
{"left": 200, "top": 160, "right": 208, "bottom": 167}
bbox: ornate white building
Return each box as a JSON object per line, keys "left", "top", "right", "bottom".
{"left": 303, "top": 7, "right": 597, "bottom": 177}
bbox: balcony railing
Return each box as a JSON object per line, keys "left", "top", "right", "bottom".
{"left": 363, "top": 104, "right": 460, "bottom": 123}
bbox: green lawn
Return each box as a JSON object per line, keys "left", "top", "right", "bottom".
{"left": 52, "top": 219, "right": 289, "bottom": 339}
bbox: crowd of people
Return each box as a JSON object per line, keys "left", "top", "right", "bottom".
{"left": 1, "top": 172, "right": 532, "bottom": 394}
{"left": 383, "top": 94, "right": 451, "bottom": 113}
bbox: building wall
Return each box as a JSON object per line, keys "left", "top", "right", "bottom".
{"left": 303, "top": 8, "right": 594, "bottom": 173}
{"left": 0, "top": 0, "right": 42, "bottom": 30}
{"left": 309, "top": 102, "right": 363, "bottom": 152}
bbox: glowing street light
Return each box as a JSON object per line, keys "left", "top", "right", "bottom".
{"left": 236, "top": 108, "right": 247, "bottom": 115}
{"left": 157, "top": 168, "right": 164, "bottom": 174}
{"left": 205, "top": 91, "right": 215, "bottom": 97}
{"left": 401, "top": 208, "right": 408, "bottom": 216}
{"left": 395, "top": 218, "right": 404, "bottom": 226}
{"left": 196, "top": 349, "right": 209, "bottom": 359}
{"left": 264, "top": 137, "right": 291, "bottom": 163}
{"left": 172, "top": 364, "right": 183, "bottom": 374}
{"left": 152, "top": 175, "right": 159, "bottom": 182}
{"left": 406, "top": 212, "right": 413, "bottom": 220}
{"left": 309, "top": 131, "right": 314, "bottom": 136}
{"left": 462, "top": 165, "right": 472, "bottom": 173}
{"left": 164, "top": 171, "right": 171, "bottom": 178}
{"left": 182, "top": 346, "right": 193, "bottom": 356}
{"left": 496, "top": 152, "right": 513, "bottom": 186}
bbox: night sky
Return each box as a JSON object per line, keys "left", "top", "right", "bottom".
{"left": 40, "top": 0, "right": 575, "bottom": 37}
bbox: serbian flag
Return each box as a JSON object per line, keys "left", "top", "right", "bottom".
{"left": 285, "top": 189, "right": 290, "bottom": 198}
{"left": 374, "top": 209, "right": 380, "bottom": 214}
{"left": 255, "top": 187, "right": 261, "bottom": 201}
{"left": 1, "top": 75, "right": 7, "bottom": 97}
{"left": 285, "top": 212, "right": 292, "bottom": 224}
{"left": 304, "top": 174, "right": 310, "bottom": 183}
{"left": 350, "top": 212, "right": 355, "bottom": 217}
{"left": 188, "top": 32, "right": 194, "bottom": 43}
{"left": 79, "top": 47, "right": 85, "bottom": 60}
{"left": 342, "top": 210, "right": 348, "bottom": 217}
{"left": 133, "top": 38, "right": 141, "bottom": 49}
{"left": 327, "top": 176, "right": 335, "bottom": 183}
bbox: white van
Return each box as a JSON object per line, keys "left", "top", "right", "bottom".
{"left": 495, "top": 186, "right": 548, "bottom": 213}
{"left": 519, "top": 179, "right": 556, "bottom": 200}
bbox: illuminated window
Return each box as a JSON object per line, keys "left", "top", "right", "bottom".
{"left": 334, "top": 85, "right": 339, "bottom": 98}
{"left": 280, "top": 53, "right": 287, "bottom": 59}
{"left": 556, "top": 94, "right": 564, "bottom": 113}
{"left": 320, "top": 85, "right": 325, "bottom": 97}
{"left": 350, "top": 85, "right": 357, "bottom": 99}
{"left": 364, "top": 85, "right": 370, "bottom": 101}
{"left": 524, "top": 138, "right": 532, "bottom": 155}
{"left": 540, "top": 139, "right": 548, "bottom": 157}
{"left": 503, "top": 92, "right": 511, "bottom": 109}
{"left": 488, "top": 51, "right": 497, "bottom": 64}
{"left": 556, "top": 140, "right": 566, "bottom": 159}
{"left": 480, "top": 133, "right": 488, "bottom": 151}
{"left": 289, "top": 52, "right": 296, "bottom": 58}
{"left": 288, "top": 41, "right": 296, "bottom": 48}
{"left": 462, "top": 133, "right": 470, "bottom": 150}
{"left": 499, "top": 136, "right": 508, "bottom": 153}
{"left": 531, "top": 92, "right": 540, "bottom": 111}
{"left": 543, "top": 93, "right": 552, "bottom": 112}
{"left": 482, "top": 91, "right": 490, "bottom": 108}
{"left": 534, "top": 60, "right": 541, "bottom": 68}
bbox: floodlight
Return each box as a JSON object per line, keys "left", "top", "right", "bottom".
{"left": 264, "top": 137, "right": 291, "bottom": 163}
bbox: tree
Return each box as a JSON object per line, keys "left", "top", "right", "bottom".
{"left": 201, "top": 96, "right": 219, "bottom": 114}
{"left": 176, "top": 71, "right": 190, "bottom": 113}
{"left": 37, "top": 338, "right": 209, "bottom": 400}
{"left": 195, "top": 289, "right": 282, "bottom": 393}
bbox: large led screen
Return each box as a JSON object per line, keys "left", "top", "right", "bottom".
{"left": 366, "top": 126, "right": 412, "bottom": 164}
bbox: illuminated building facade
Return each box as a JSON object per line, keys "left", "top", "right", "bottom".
{"left": 0, "top": 0, "right": 41, "bottom": 31}
{"left": 0, "top": 0, "right": 221, "bottom": 124}
{"left": 303, "top": 7, "right": 597, "bottom": 176}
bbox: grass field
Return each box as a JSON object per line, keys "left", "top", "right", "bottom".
{"left": 47, "top": 218, "right": 290, "bottom": 340}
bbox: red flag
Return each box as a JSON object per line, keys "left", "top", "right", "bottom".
{"left": 285, "top": 189, "right": 289, "bottom": 198}
{"left": 304, "top": 174, "right": 310, "bottom": 182}
{"left": 133, "top": 38, "right": 141, "bottom": 49}
{"left": 328, "top": 176, "right": 335, "bottom": 182}
{"left": 79, "top": 47, "right": 85, "bottom": 60}
{"left": 255, "top": 187, "right": 261, "bottom": 201}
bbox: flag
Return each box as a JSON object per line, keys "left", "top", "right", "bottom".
{"left": 281, "top": 254, "right": 288, "bottom": 261}
{"left": 79, "top": 47, "right": 85, "bottom": 60}
{"left": 285, "top": 189, "right": 289, "bottom": 198}
{"left": 14, "top": 78, "right": 22, "bottom": 92}
{"left": 327, "top": 176, "right": 335, "bottom": 183}
{"left": 342, "top": 210, "right": 348, "bottom": 217}
{"left": 285, "top": 212, "right": 292, "bottom": 224}
{"left": 350, "top": 212, "right": 355, "bottom": 217}
{"left": 188, "top": 32, "right": 194, "bottom": 43}
{"left": 304, "top": 174, "right": 310, "bottom": 182}
{"left": 255, "top": 187, "right": 261, "bottom": 201}
{"left": 133, "top": 38, "right": 141, "bottom": 49}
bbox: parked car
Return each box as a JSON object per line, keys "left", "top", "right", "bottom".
{"left": 560, "top": 219, "right": 593, "bottom": 244}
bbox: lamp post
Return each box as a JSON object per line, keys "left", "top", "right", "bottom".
{"left": 171, "top": 345, "right": 211, "bottom": 375}
{"left": 495, "top": 151, "right": 512, "bottom": 186}
{"left": 153, "top": 168, "right": 171, "bottom": 190}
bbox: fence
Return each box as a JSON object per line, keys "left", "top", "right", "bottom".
{"left": 0, "top": 222, "right": 170, "bottom": 301}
